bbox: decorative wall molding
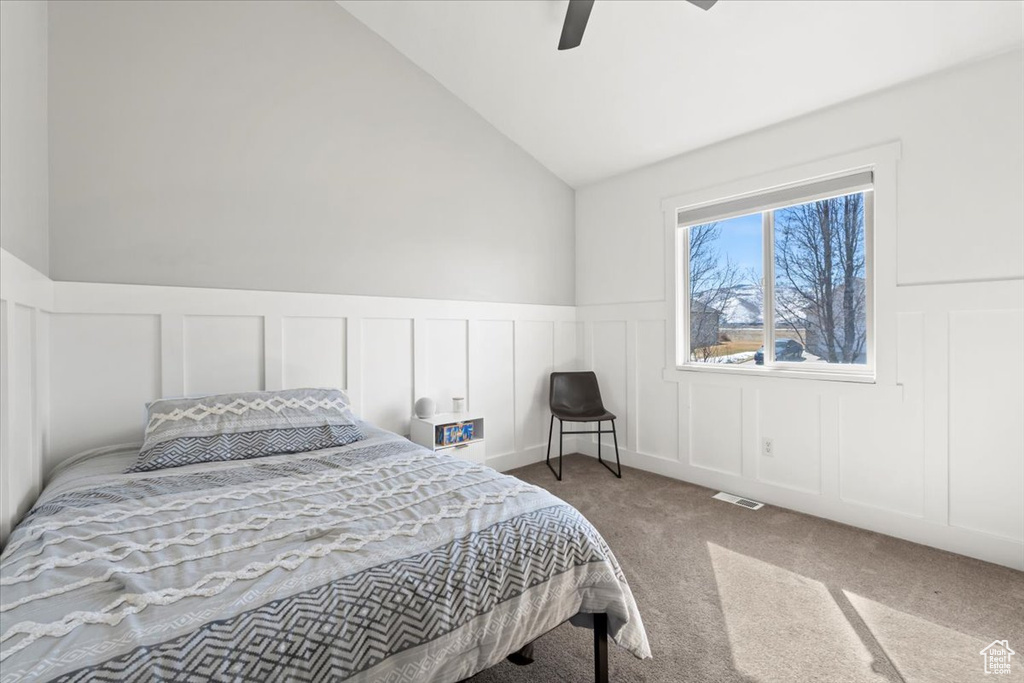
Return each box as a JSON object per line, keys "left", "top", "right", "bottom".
{"left": 3, "top": 246, "right": 1021, "bottom": 571}
{"left": 0, "top": 248, "right": 579, "bottom": 544}
{"left": 576, "top": 277, "right": 1024, "bottom": 571}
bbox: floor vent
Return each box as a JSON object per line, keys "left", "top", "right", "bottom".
{"left": 713, "top": 492, "right": 764, "bottom": 510}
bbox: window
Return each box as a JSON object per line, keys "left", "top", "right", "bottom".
{"left": 676, "top": 172, "right": 873, "bottom": 379}
{"left": 687, "top": 213, "right": 764, "bottom": 365}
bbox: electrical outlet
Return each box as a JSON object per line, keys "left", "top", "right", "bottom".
{"left": 762, "top": 438, "right": 774, "bottom": 457}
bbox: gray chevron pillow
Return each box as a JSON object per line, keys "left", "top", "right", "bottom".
{"left": 127, "top": 388, "right": 364, "bottom": 472}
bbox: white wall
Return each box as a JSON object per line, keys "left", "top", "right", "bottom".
{"left": 47, "top": 0, "right": 574, "bottom": 305}
{"left": 0, "top": 247, "right": 580, "bottom": 545}
{"left": 0, "top": 0, "right": 49, "bottom": 275}
{"left": 574, "top": 50, "right": 1024, "bottom": 570}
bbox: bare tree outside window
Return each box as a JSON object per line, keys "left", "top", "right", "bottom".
{"left": 688, "top": 222, "right": 745, "bottom": 362}
{"left": 774, "top": 193, "right": 867, "bottom": 364}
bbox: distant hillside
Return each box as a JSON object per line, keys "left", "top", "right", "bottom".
{"left": 694, "top": 284, "right": 807, "bottom": 326}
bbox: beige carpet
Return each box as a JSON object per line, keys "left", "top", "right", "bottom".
{"left": 469, "top": 454, "right": 1024, "bottom": 683}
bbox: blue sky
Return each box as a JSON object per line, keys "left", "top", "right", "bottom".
{"left": 713, "top": 213, "right": 762, "bottom": 279}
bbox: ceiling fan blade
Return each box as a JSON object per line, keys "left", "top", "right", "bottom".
{"left": 686, "top": 0, "right": 718, "bottom": 9}
{"left": 558, "top": 0, "right": 595, "bottom": 51}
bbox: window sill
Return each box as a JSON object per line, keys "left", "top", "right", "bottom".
{"left": 661, "top": 364, "right": 901, "bottom": 398}
{"left": 673, "top": 362, "right": 873, "bottom": 383}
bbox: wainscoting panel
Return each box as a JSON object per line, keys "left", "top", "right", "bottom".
{"left": 757, "top": 389, "right": 821, "bottom": 495}
{"left": 689, "top": 383, "right": 743, "bottom": 476}
{"left": 423, "top": 318, "right": 468, "bottom": 415}
{"left": 838, "top": 311, "right": 926, "bottom": 518}
{"left": 6, "top": 305, "right": 39, "bottom": 538}
{"left": 0, "top": 301, "right": 17, "bottom": 544}
{"left": 183, "top": 315, "right": 265, "bottom": 396}
{"left": 555, "top": 321, "right": 581, "bottom": 373}
{"left": 636, "top": 319, "right": 678, "bottom": 460}
{"left": 361, "top": 318, "right": 414, "bottom": 436}
{"left": 948, "top": 309, "right": 1024, "bottom": 542}
{"left": 468, "top": 320, "right": 516, "bottom": 460}
{"left": 514, "top": 321, "right": 555, "bottom": 452}
{"left": 282, "top": 316, "right": 346, "bottom": 391}
{"left": 49, "top": 313, "right": 161, "bottom": 463}
{"left": 837, "top": 392, "right": 924, "bottom": 518}
{"left": 1, "top": 251, "right": 53, "bottom": 544}
{"left": 590, "top": 321, "right": 627, "bottom": 448}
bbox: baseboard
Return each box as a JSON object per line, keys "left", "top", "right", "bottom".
{"left": 486, "top": 445, "right": 549, "bottom": 473}
{"left": 486, "top": 436, "right": 580, "bottom": 474}
{"left": 575, "top": 440, "right": 1024, "bottom": 571}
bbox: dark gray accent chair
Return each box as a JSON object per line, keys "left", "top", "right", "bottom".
{"left": 546, "top": 371, "right": 622, "bottom": 481}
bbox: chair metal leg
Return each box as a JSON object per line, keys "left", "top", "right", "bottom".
{"left": 611, "top": 419, "right": 622, "bottom": 478}
{"left": 558, "top": 419, "right": 563, "bottom": 481}
{"left": 597, "top": 420, "right": 602, "bottom": 465}
{"left": 546, "top": 415, "right": 553, "bottom": 466}
{"left": 596, "top": 419, "right": 622, "bottom": 478}
{"left": 546, "top": 415, "right": 561, "bottom": 482}
{"left": 546, "top": 415, "right": 563, "bottom": 481}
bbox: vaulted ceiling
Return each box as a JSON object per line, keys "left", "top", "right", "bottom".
{"left": 339, "top": 1, "right": 1023, "bottom": 187}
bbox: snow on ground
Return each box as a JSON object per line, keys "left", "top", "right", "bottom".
{"left": 700, "top": 351, "right": 757, "bottom": 365}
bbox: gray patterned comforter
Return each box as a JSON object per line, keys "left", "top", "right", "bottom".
{"left": 0, "top": 423, "right": 650, "bottom": 682}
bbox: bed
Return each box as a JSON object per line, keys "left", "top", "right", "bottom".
{"left": 0, "top": 407, "right": 650, "bottom": 682}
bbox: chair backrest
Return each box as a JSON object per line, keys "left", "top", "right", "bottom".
{"left": 549, "top": 371, "right": 605, "bottom": 415}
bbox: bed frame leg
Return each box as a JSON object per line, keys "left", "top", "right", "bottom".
{"left": 594, "top": 613, "right": 609, "bottom": 683}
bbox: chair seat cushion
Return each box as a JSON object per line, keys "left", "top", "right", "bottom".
{"left": 553, "top": 409, "right": 616, "bottom": 422}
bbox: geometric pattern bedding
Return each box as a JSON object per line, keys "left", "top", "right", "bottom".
{"left": 0, "top": 424, "right": 650, "bottom": 682}
{"left": 128, "top": 388, "right": 363, "bottom": 473}
{"left": 128, "top": 423, "right": 365, "bottom": 473}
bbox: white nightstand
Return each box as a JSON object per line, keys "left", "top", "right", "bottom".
{"left": 410, "top": 412, "right": 485, "bottom": 464}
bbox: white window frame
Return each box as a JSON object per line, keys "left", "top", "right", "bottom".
{"left": 662, "top": 143, "right": 901, "bottom": 387}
